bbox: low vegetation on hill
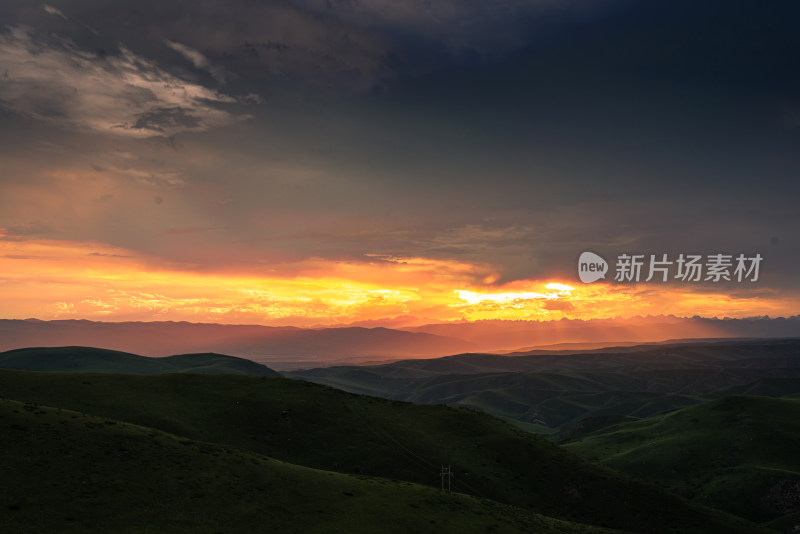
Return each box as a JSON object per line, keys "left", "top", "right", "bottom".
{"left": 0, "top": 369, "right": 764, "bottom": 533}
{"left": 563, "top": 396, "right": 800, "bottom": 529}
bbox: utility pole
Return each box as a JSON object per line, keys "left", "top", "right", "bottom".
{"left": 440, "top": 465, "right": 452, "bottom": 493}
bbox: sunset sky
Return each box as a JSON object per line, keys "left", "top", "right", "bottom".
{"left": 1, "top": 0, "right": 798, "bottom": 326}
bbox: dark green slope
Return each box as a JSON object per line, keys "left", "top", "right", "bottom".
{"left": 396, "top": 372, "right": 710, "bottom": 428}
{"left": 288, "top": 340, "right": 800, "bottom": 432}
{"left": 553, "top": 415, "right": 643, "bottom": 444}
{"left": 0, "top": 399, "right": 610, "bottom": 534}
{"left": 298, "top": 367, "right": 761, "bottom": 429}
{"left": 296, "top": 367, "right": 800, "bottom": 402}
{"left": 0, "top": 370, "right": 764, "bottom": 534}
{"left": 711, "top": 378, "right": 800, "bottom": 399}
{"left": 563, "top": 396, "right": 800, "bottom": 526}
{"left": 0, "top": 346, "right": 279, "bottom": 376}
{"left": 294, "top": 339, "right": 800, "bottom": 380}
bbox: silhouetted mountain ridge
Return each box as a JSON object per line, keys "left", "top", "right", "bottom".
{"left": 0, "top": 320, "right": 474, "bottom": 369}
{"left": 0, "top": 346, "right": 279, "bottom": 376}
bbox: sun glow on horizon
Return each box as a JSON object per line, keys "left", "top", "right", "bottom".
{"left": 0, "top": 235, "right": 797, "bottom": 326}
{"left": 455, "top": 283, "right": 574, "bottom": 305}
{"left": 545, "top": 283, "right": 575, "bottom": 292}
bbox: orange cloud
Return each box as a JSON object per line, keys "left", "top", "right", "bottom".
{"left": 0, "top": 235, "right": 797, "bottom": 326}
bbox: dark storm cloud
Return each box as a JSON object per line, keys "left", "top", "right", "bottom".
{"left": 131, "top": 107, "right": 203, "bottom": 133}
{"left": 0, "top": 0, "right": 798, "bottom": 292}
{"left": 2, "top": 0, "right": 596, "bottom": 92}
{"left": 0, "top": 24, "right": 253, "bottom": 137}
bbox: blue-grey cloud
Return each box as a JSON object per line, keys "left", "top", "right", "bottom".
{"left": 164, "top": 40, "right": 230, "bottom": 84}
{"left": 42, "top": 4, "right": 67, "bottom": 19}
{"left": 0, "top": 25, "right": 253, "bottom": 137}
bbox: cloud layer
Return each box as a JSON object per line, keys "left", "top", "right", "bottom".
{"left": 0, "top": 25, "right": 251, "bottom": 137}
{"left": 0, "top": 0, "right": 798, "bottom": 324}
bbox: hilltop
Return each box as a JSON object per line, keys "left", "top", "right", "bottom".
{"left": 0, "top": 346, "right": 279, "bottom": 376}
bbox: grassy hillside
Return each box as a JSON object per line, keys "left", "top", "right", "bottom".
{"left": 553, "top": 415, "right": 643, "bottom": 444}
{"left": 0, "top": 370, "right": 763, "bottom": 534}
{"left": 0, "top": 346, "right": 279, "bottom": 376}
{"left": 711, "top": 378, "right": 800, "bottom": 399}
{"left": 288, "top": 340, "right": 800, "bottom": 432}
{"left": 397, "top": 372, "right": 713, "bottom": 427}
{"left": 563, "top": 396, "right": 800, "bottom": 526}
{"left": 295, "top": 339, "right": 800, "bottom": 379}
{"left": 291, "top": 366, "right": 800, "bottom": 430}
{"left": 0, "top": 398, "right": 610, "bottom": 534}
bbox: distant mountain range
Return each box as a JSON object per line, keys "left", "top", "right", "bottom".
{"left": 1, "top": 316, "right": 798, "bottom": 369}
{"left": 0, "top": 319, "right": 474, "bottom": 369}
{"left": 407, "top": 316, "right": 800, "bottom": 352}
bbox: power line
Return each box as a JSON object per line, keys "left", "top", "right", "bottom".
{"left": 342, "top": 397, "right": 492, "bottom": 500}
{"left": 440, "top": 465, "right": 452, "bottom": 493}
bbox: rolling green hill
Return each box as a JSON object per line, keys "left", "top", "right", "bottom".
{"left": 0, "top": 346, "right": 279, "bottom": 376}
{"left": 290, "top": 365, "right": 800, "bottom": 431}
{"left": 0, "top": 398, "right": 611, "bottom": 534}
{"left": 562, "top": 396, "right": 800, "bottom": 527}
{"left": 294, "top": 339, "right": 800, "bottom": 379}
{"left": 711, "top": 378, "right": 800, "bottom": 400}
{"left": 553, "top": 415, "right": 643, "bottom": 444}
{"left": 0, "top": 370, "right": 763, "bottom": 534}
{"left": 288, "top": 340, "right": 800, "bottom": 432}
